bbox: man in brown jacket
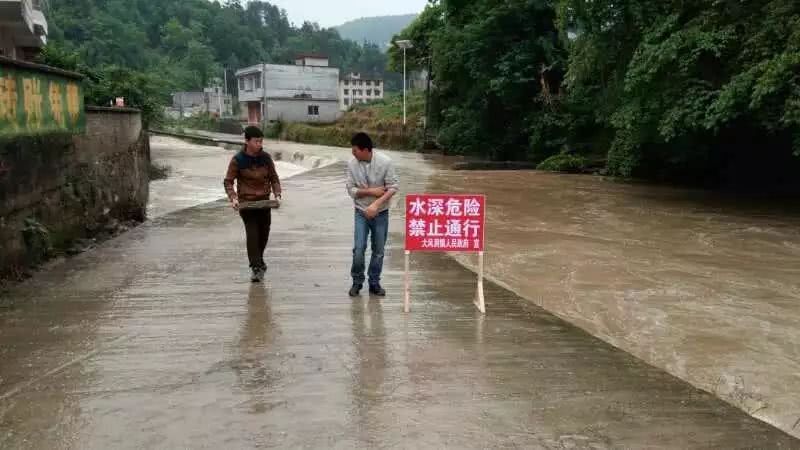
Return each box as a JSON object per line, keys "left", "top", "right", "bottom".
{"left": 224, "top": 126, "right": 282, "bottom": 282}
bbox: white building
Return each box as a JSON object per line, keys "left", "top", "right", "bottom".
{"left": 339, "top": 72, "right": 384, "bottom": 111}
{"left": 409, "top": 69, "right": 430, "bottom": 91}
{"left": 167, "top": 87, "right": 232, "bottom": 119}
{"left": 236, "top": 54, "right": 341, "bottom": 124}
{"left": 0, "top": 0, "right": 48, "bottom": 61}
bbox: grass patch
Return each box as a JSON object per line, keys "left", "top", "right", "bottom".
{"left": 537, "top": 153, "right": 590, "bottom": 173}
{"left": 278, "top": 91, "right": 427, "bottom": 150}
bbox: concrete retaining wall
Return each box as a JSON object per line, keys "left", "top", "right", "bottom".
{"left": 0, "top": 107, "right": 149, "bottom": 277}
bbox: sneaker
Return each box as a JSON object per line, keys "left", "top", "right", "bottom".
{"left": 348, "top": 284, "right": 362, "bottom": 297}
{"left": 369, "top": 285, "right": 386, "bottom": 296}
{"left": 251, "top": 267, "right": 265, "bottom": 283}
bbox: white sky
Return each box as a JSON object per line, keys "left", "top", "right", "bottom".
{"left": 256, "top": 0, "right": 429, "bottom": 28}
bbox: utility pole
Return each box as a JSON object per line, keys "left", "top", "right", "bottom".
{"left": 262, "top": 63, "right": 267, "bottom": 124}
{"left": 424, "top": 55, "right": 432, "bottom": 141}
{"left": 395, "top": 40, "right": 414, "bottom": 126}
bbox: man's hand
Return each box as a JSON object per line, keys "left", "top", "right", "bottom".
{"left": 364, "top": 204, "right": 379, "bottom": 219}
{"left": 231, "top": 198, "right": 240, "bottom": 211}
{"left": 359, "top": 184, "right": 386, "bottom": 198}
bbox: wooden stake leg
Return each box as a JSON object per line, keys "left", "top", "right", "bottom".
{"left": 474, "top": 251, "right": 486, "bottom": 314}
{"left": 404, "top": 250, "right": 411, "bottom": 313}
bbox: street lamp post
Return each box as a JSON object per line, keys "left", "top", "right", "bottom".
{"left": 395, "top": 40, "right": 413, "bottom": 126}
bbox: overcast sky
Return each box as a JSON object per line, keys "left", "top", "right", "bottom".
{"left": 258, "top": 0, "right": 429, "bottom": 28}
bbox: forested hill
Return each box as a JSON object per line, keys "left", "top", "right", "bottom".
{"left": 336, "top": 14, "right": 417, "bottom": 49}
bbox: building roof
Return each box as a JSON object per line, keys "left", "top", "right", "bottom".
{"left": 340, "top": 72, "right": 384, "bottom": 82}
{"left": 235, "top": 64, "right": 263, "bottom": 76}
{"left": 295, "top": 53, "right": 329, "bottom": 60}
{"left": 0, "top": 55, "right": 83, "bottom": 80}
{"left": 236, "top": 62, "right": 340, "bottom": 76}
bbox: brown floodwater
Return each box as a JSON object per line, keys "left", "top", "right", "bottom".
{"left": 429, "top": 170, "right": 800, "bottom": 436}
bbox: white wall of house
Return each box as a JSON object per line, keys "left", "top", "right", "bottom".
{"left": 263, "top": 64, "right": 339, "bottom": 100}
{"left": 235, "top": 62, "right": 341, "bottom": 123}
{"left": 236, "top": 65, "right": 265, "bottom": 103}
{"left": 171, "top": 89, "right": 233, "bottom": 116}
{"left": 265, "top": 99, "right": 341, "bottom": 123}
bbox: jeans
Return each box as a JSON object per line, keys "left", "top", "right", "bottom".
{"left": 351, "top": 209, "right": 388, "bottom": 287}
{"left": 240, "top": 208, "right": 271, "bottom": 269}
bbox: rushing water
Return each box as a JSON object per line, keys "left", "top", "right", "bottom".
{"left": 431, "top": 170, "right": 800, "bottom": 436}
{"left": 148, "top": 136, "right": 326, "bottom": 218}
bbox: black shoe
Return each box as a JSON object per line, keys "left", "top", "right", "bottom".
{"left": 250, "top": 266, "right": 265, "bottom": 283}
{"left": 369, "top": 285, "right": 386, "bottom": 296}
{"left": 349, "top": 284, "right": 362, "bottom": 297}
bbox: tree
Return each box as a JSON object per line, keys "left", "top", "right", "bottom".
{"left": 559, "top": 0, "right": 800, "bottom": 185}
{"left": 430, "top": 0, "right": 566, "bottom": 160}
{"left": 387, "top": 2, "right": 443, "bottom": 73}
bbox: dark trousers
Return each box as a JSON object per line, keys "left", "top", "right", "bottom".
{"left": 240, "top": 209, "right": 271, "bottom": 269}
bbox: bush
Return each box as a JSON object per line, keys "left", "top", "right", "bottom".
{"left": 219, "top": 118, "right": 242, "bottom": 135}
{"left": 537, "top": 153, "right": 589, "bottom": 173}
{"left": 149, "top": 162, "right": 172, "bottom": 180}
{"left": 264, "top": 120, "right": 284, "bottom": 139}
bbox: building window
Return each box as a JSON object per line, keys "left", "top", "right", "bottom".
{"left": 366, "top": 89, "right": 372, "bottom": 96}
{"left": 239, "top": 78, "right": 245, "bottom": 91}
{"left": 308, "top": 105, "right": 320, "bottom": 116}
{"left": 366, "top": 80, "right": 372, "bottom": 86}
{"left": 344, "top": 80, "right": 349, "bottom": 86}
{"left": 344, "top": 89, "right": 349, "bottom": 95}
{"left": 344, "top": 99, "right": 350, "bottom": 106}
{"left": 374, "top": 90, "right": 381, "bottom": 96}
{"left": 375, "top": 81, "right": 381, "bottom": 87}
{"left": 359, "top": 81, "right": 364, "bottom": 86}
{"left": 255, "top": 76, "right": 261, "bottom": 89}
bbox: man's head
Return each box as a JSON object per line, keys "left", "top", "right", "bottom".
{"left": 244, "top": 125, "right": 264, "bottom": 153}
{"left": 351, "top": 132, "right": 373, "bottom": 161}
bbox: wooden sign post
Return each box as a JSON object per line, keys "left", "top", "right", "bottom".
{"left": 404, "top": 194, "right": 487, "bottom": 313}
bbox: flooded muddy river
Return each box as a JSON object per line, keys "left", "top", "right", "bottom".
{"left": 432, "top": 170, "right": 800, "bottom": 436}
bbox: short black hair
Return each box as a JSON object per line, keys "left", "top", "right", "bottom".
{"left": 244, "top": 125, "right": 264, "bottom": 140}
{"left": 351, "top": 132, "right": 373, "bottom": 151}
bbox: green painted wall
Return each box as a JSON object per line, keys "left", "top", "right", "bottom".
{"left": 0, "top": 59, "right": 85, "bottom": 137}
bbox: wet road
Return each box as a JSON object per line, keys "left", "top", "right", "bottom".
{"left": 1, "top": 144, "right": 797, "bottom": 447}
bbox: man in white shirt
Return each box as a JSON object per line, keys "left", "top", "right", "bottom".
{"left": 345, "top": 132, "right": 399, "bottom": 297}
